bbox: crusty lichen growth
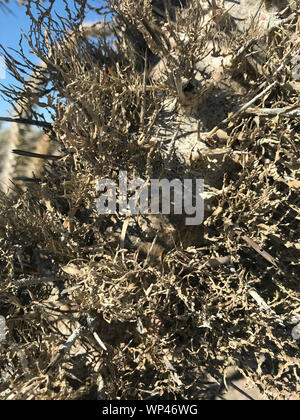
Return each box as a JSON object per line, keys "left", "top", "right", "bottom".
{"left": 0, "top": 0, "right": 299, "bottom": 400}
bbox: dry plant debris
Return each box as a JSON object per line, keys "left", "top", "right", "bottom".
{"left": 0, "top": 0, "right": 299, "bottom": 400}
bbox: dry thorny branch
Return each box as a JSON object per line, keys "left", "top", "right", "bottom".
{"left": 0, "top": 0, "right": 299, "bottom": 400}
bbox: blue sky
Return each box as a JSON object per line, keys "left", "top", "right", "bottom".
{"left": 0, "top": 0, "right": 109, "bottom": 123}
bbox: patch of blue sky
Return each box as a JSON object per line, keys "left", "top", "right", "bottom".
{"left": 0, "top": 0, "right": 111, "bottom": 127}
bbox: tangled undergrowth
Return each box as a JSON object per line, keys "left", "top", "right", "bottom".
{"left": 0, "top": 0, "right": 299, "bottom": 399}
